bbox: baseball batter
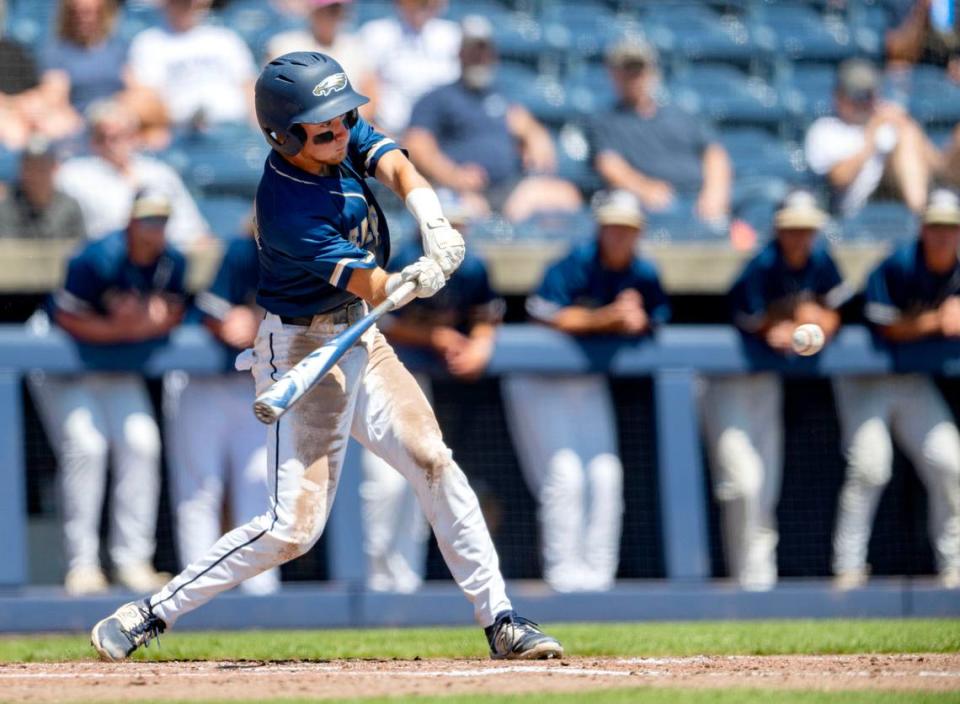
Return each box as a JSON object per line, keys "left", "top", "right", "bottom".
{"left": 832, "top": 188, "right": 960, "bottom": 590}
{"left": 700, "top": 188, "right": 850, "bottom": 591}
{"left": 91, "top": 52, "right": 563, "bottom": 661}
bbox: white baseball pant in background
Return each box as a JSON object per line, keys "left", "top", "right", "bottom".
{"left": 30, "top": 373, "right": 162, "bottom": 572}
{"left": 501, "top": 374, "right": 623, "bottom": 592}
{"left": 148, "top": 313, "right": 511, "bottom": 627}
{"left": 360, "top": 372, "right": 430, "bottom": 593}
{"left": 832, "top": 375, "right": 960, "bottom": 576}
{"left": 165, "top": 372, "right": 280, "bottom": 595}
{"left": 700, "top": 373, "right": 783, "bottom": 590}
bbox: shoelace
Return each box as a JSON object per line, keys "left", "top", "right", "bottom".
{"left": 124, "top": 607, "right": 164, "bottom": 650}
{"left": 494, "top": 614, "right": 542, "bottom": 652}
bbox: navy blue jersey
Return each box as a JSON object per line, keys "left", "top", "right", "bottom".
{"left": 387, "top": 238, "right": 504, "bottom": 333}
{"left": 730, "top": 239, "right": 850, "bottom": 333}
{"left": 526, "top": 240, "right": 671, "bottom": 328}
{"left": 254, "top": 118, "right": 401, "bottom": 317}
{"left": 50, "top": 230, "right": 186, "bottom": 322}
{"left": 865, "top": 240, "right": 960, "bottom": 326}
{"left": 194, "top": 236, "right": 259, "bottom": 323}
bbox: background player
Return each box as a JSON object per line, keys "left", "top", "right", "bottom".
{"left": 361, "top": 192, "right": 504, "bottom": 593}
{"left": 91, "top": 52, "right": 562, "bottom": 662}
{"left": 31, "top": 189, "right": 184, "bottom": 595}
{"left": 502, "top": 190, "right": 669, "bottom": 592}
{"left": 165, "top": 228, "right": 280, "bottom": 595}
{"left": 701, "top": 188, "right": 850, "bottom": 591}
{"left": 832, "top": 188, "right": 960, "bottom": 590}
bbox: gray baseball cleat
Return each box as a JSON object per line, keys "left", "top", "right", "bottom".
{"left": 485, "top": 610, "right": 564, "bottom": 660}
{"left": 91, "top": 599, "right": 165, "bottom": 662}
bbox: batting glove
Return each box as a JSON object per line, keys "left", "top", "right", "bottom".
{"left": 386, "top": 256, "right": 446, "bottom": 307}
{"left": 405, "top": 188, "right": 466, "bottom": 277}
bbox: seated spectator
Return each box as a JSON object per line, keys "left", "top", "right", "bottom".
{"left": 701, "top": 189, "right": 851, "bottom": 591}
{"left": 832, "top": 188, "right": 960, "bottom": 591}
{"left": 29, "top": 189, "right": 185, "bottom": 595}
{"left": 56, "top": 99, "right": 210, "bottom": 250}
{"left": 127, "top": 0, "right": 258, "bottom": 134}
{"left": 589, "top": 38, "right": 741, "bottom": 236}
{"left": 42, "top": 0, "right": 165, "bottom": 133}
{"left": 0, "top": 138, "right": 86, "bottom": 240}
{"left": 405, "top": 16, "right": 582, "bottom": 223}
{"left": 0, "top": 32, "right": 82, "bottom": 150}
{"left": 265, "top": 0, "right": 376, "bottom": 121}
{"left": 360, "top": 0, "right": 460, "bottom": 136}
{"left": 805, "top": 58, "right": 940, "bottom": 216}
{"left": 360, "top": 194, "right": 504, "bottom": 592}
{"left": 501, "top": 190, "right": 670, "bottom": 592}
{"left": 166, "top": 231, "right": 279, "bottom": 596}
{"left": 887, "top": 0, "right": 960, "bottom": 82}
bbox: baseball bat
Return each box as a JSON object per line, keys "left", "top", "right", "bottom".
{"left": 252, "top": 280, "right": 416, "bottom": 425}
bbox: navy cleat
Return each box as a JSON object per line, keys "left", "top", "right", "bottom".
{"left": 485, "top": 610, "right": 564, "bottom": 660}
{"left": 91, "top": 599, "right": 165, "bottom": 662}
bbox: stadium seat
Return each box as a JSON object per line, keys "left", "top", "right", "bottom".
{"left": 197, "top": 195, "right": 253, "bottom": 240}
{"left": 719, "top": 128, "right": 808, "bottom": 183}
{"left": 510, "top": 207, "right": 596, "bottom": 242}
{"left": 552, "top": 123, "right": 604, "bottom": 194}
{"left": 747, "top": 2, "right": 869, "bottom": 63}
{"left": 159, "top": 125, "right": 268, "bottom": 199}
{"left": 538, "top": 3, "right": 625, "bottom": 61}
{"left": 495, "top": 63, "right": 568, "bottom": 127}
{"left": 779, "top": 63, "right": 837, "bottom": 123}
{"left": 560, "top": 62, "right": 619, "bottom": 119}
{"left": 668, "top": 65, "right": 788, "bottom": 129}
{"left": 839, "top": 201, "right": 918, "bottom": 242}
{"left": 215, "top": 1, "right": 303, "bottom": 59}
{"left": 5, "top": 0, "right": 55, "bottom": 49}
{"left": 907, "top": 66, "right": 960, "bottom": 128}
{"left": 641, "top": 4, "right": 759, "bottom": 68}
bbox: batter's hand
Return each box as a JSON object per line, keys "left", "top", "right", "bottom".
{"left": 421, "top": 218, "right": 465, "bottom": 277}
{"left": 387, "top": 256, "right": 446, "bottom": 307}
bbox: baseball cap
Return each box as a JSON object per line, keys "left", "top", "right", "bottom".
{"left": 605, "top": 36, "right": 658, "bottom": 70}
{"left": 836, "top": 58, "right": 879, "bottom": 101}
{"left": 130, "top": 189, "right": 172, "bottom": 221}
{"left": 593, "top": 190, "right": 645, "bottom": 229}
{"left": 774, "top": 189, "right": 827, "bottom": 230}
{"left": 461, "top": 15, "right": 493, "bottom": 45}
{"left": 923, "top": 188, "right": 960, "bottom": 226}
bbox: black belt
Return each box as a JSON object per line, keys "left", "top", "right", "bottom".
{"left": 279, "top": 300, "right": 366, "bottom": 326}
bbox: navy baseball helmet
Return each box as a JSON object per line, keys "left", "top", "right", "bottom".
{"left": 255, "top": 52, "right": 370, "bottom": 156}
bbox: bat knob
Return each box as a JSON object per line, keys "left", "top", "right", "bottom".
{"left": 252, "top": 400, "right": 280, "bottom": 425}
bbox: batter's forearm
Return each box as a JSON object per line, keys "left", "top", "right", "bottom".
{"left": 878, "top": 310, "right": 943, "bottom": 342}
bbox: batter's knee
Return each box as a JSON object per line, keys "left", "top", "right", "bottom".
{"left": 408, "top": 433, "right": 454, "bottom": 484}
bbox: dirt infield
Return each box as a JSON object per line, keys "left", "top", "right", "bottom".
{"left": 0, "top": 654, "right": 958, "bottom": 702}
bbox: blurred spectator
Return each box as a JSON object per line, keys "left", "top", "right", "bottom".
{"left": 29, "top": 189, "right": 185, "bottom": 595}
{"left": 360, "top": 0, "right": 460, "bottom": 136}
{"left": 265, "top": 0, "right": 376, "bottom": 121}
{"left": 887, "top": 0, "right": 960, "bottom": 81}
{"left": 805, "top": 58, "right": 940, "bottom": 216}
{"left": 42, "top": 0, "right": 165, "bottom": 134}
{"left": 165, "top": 231, "right": 279, "bottom": 595}
{"left": 701, "top": 189, "right": 850, "bottom": 591}
{"left": 589, "top": 38, "right": 739, "bottom": 235}
{"left": 0, "top": 24, "right": 82, "bottom": 149}
{"left": 127, "top": 0, "right": 258, "bottom": 133}
{"left": 0, "top": 138, "right": 86, "bottom": 240}
{"left": 501, "top": 190, "right": 670, "bottom": 592}
{"left": 832, "top": 188, "right": 960, "bottom": 591}
{"left": 405, "top": 16, "right": 582, "bottom": 223}
{"left": 360, "top": 193, "right": 503, "bottom": 592}
{"left": 55, "top": 99, "right": 210, "bottom": 250}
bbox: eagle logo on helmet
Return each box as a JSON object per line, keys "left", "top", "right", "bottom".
{"left": 313, "top": 73, "right": 349, "bottom": 97}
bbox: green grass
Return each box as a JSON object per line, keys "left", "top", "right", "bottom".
{"left": 100, "top": 691, "right": 960, "bottom": 704}
{"left": 0, "top": 619, "right": 957, "bottom": 662}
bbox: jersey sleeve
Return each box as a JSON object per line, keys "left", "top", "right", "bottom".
{"left": 863, "top": 260, "right": 901, "bottom": 326}
{"left": 729, "top": 261, "right": 768, "bottom": 332}
{"left": 349, "top": 117, "right": 403, "bottom": 178}
{"left": 814, "top": 248, "right": 854, "bottom": 310}
{"left": 53, "top": 254, "right": 104, "bottom": 315}
{"left": 290, "top": 216, "right": 378, "bottom": 290}
{"left": 526, "top": 258, "right": 576, "bottom": 322}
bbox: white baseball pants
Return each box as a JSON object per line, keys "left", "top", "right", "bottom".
{"left": 29, "top": 373, "right": 162, "bottom": 572}
{"left": 501, "top": 374, "right": 624, "bottom": 592}
{"left": 832, "top": 375, "right": 960, "bottom": 575}
{"left": 360, "top": 373, "right": 430, "bottom": 593}
{"left": 700, "top": 373, "right": 782, "bottom": 589}
{"left": 149, "top": 313, "right": 511, "bottom": 627}
{"left": 165, "top": 372, "right": 279, "bottom": 595}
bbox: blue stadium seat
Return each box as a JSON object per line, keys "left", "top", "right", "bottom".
{"left": 747, "top": 2, "right": 869, "bottom": 63}
{"left": 216, "top": 0, "right": 303, "bottom": 59}
{"left": 718, "top": 128, "right": 808, "bottom": 183}
{"left": 561, "top": 62, "right": 618, "bottom": 119}
{"left": 839, "top": 201, "right": 918, "bottom": 242}
{"left": 552, "top": 124, "right": 603, "bottom": 194}
{"left": 197, "top": 195, "right": 253, "bottom": 240}
{"left": 779, "top": 63, "right": 837, "bottom": 122}
{"left": 511, "top": 208, "right": 596, "bottom": 242}
{"left": 495, "top": 63, "right": 568, "bottom": 127}
{"left": 159, "top": 125, "right": 268, "bottom": 199}
{"left": 538, "top": 3, "right": 623, "bottom": 61}
{"left": 668, "top": 65, "right": 788, "bottom": 128}
{"left": 115, "top": 4, "right": 165, "bottom": 44}
{"left": 641, "top": 4, "right": 759, "bottom": 67}
{"left": 907, "top": 66, "right": 960, "bottom": 128}
{"left": 0, "top": 147, "right": 20, "bottom": 183}
{"left": 6, "top": 1, "right": 56, "bottom": 50}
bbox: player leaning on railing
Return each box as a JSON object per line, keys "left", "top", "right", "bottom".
{"left": 90, "top": 52, "right": 562, "bottom": 662}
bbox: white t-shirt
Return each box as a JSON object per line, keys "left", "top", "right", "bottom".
{"left": 360, "top": 17, "right": 461, "bottom": 136}
{"left": 55, "top": 154, "right": 209, "bottom": 250}
{"left": 128, "top": 25, "right": 258, "bottom": 126}
{"left": 805, "top": 116, "right": 886, "bottom": 216}
{"left": 265, "top": 32, "right": 370, "bottom": 86}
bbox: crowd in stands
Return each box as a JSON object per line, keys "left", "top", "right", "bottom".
{"left": 3, "top": 0, "right": 960, "bottom": 594}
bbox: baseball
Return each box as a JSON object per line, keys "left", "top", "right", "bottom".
{"left": 792, "top": 323, "right": 825, "bottom": 356}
